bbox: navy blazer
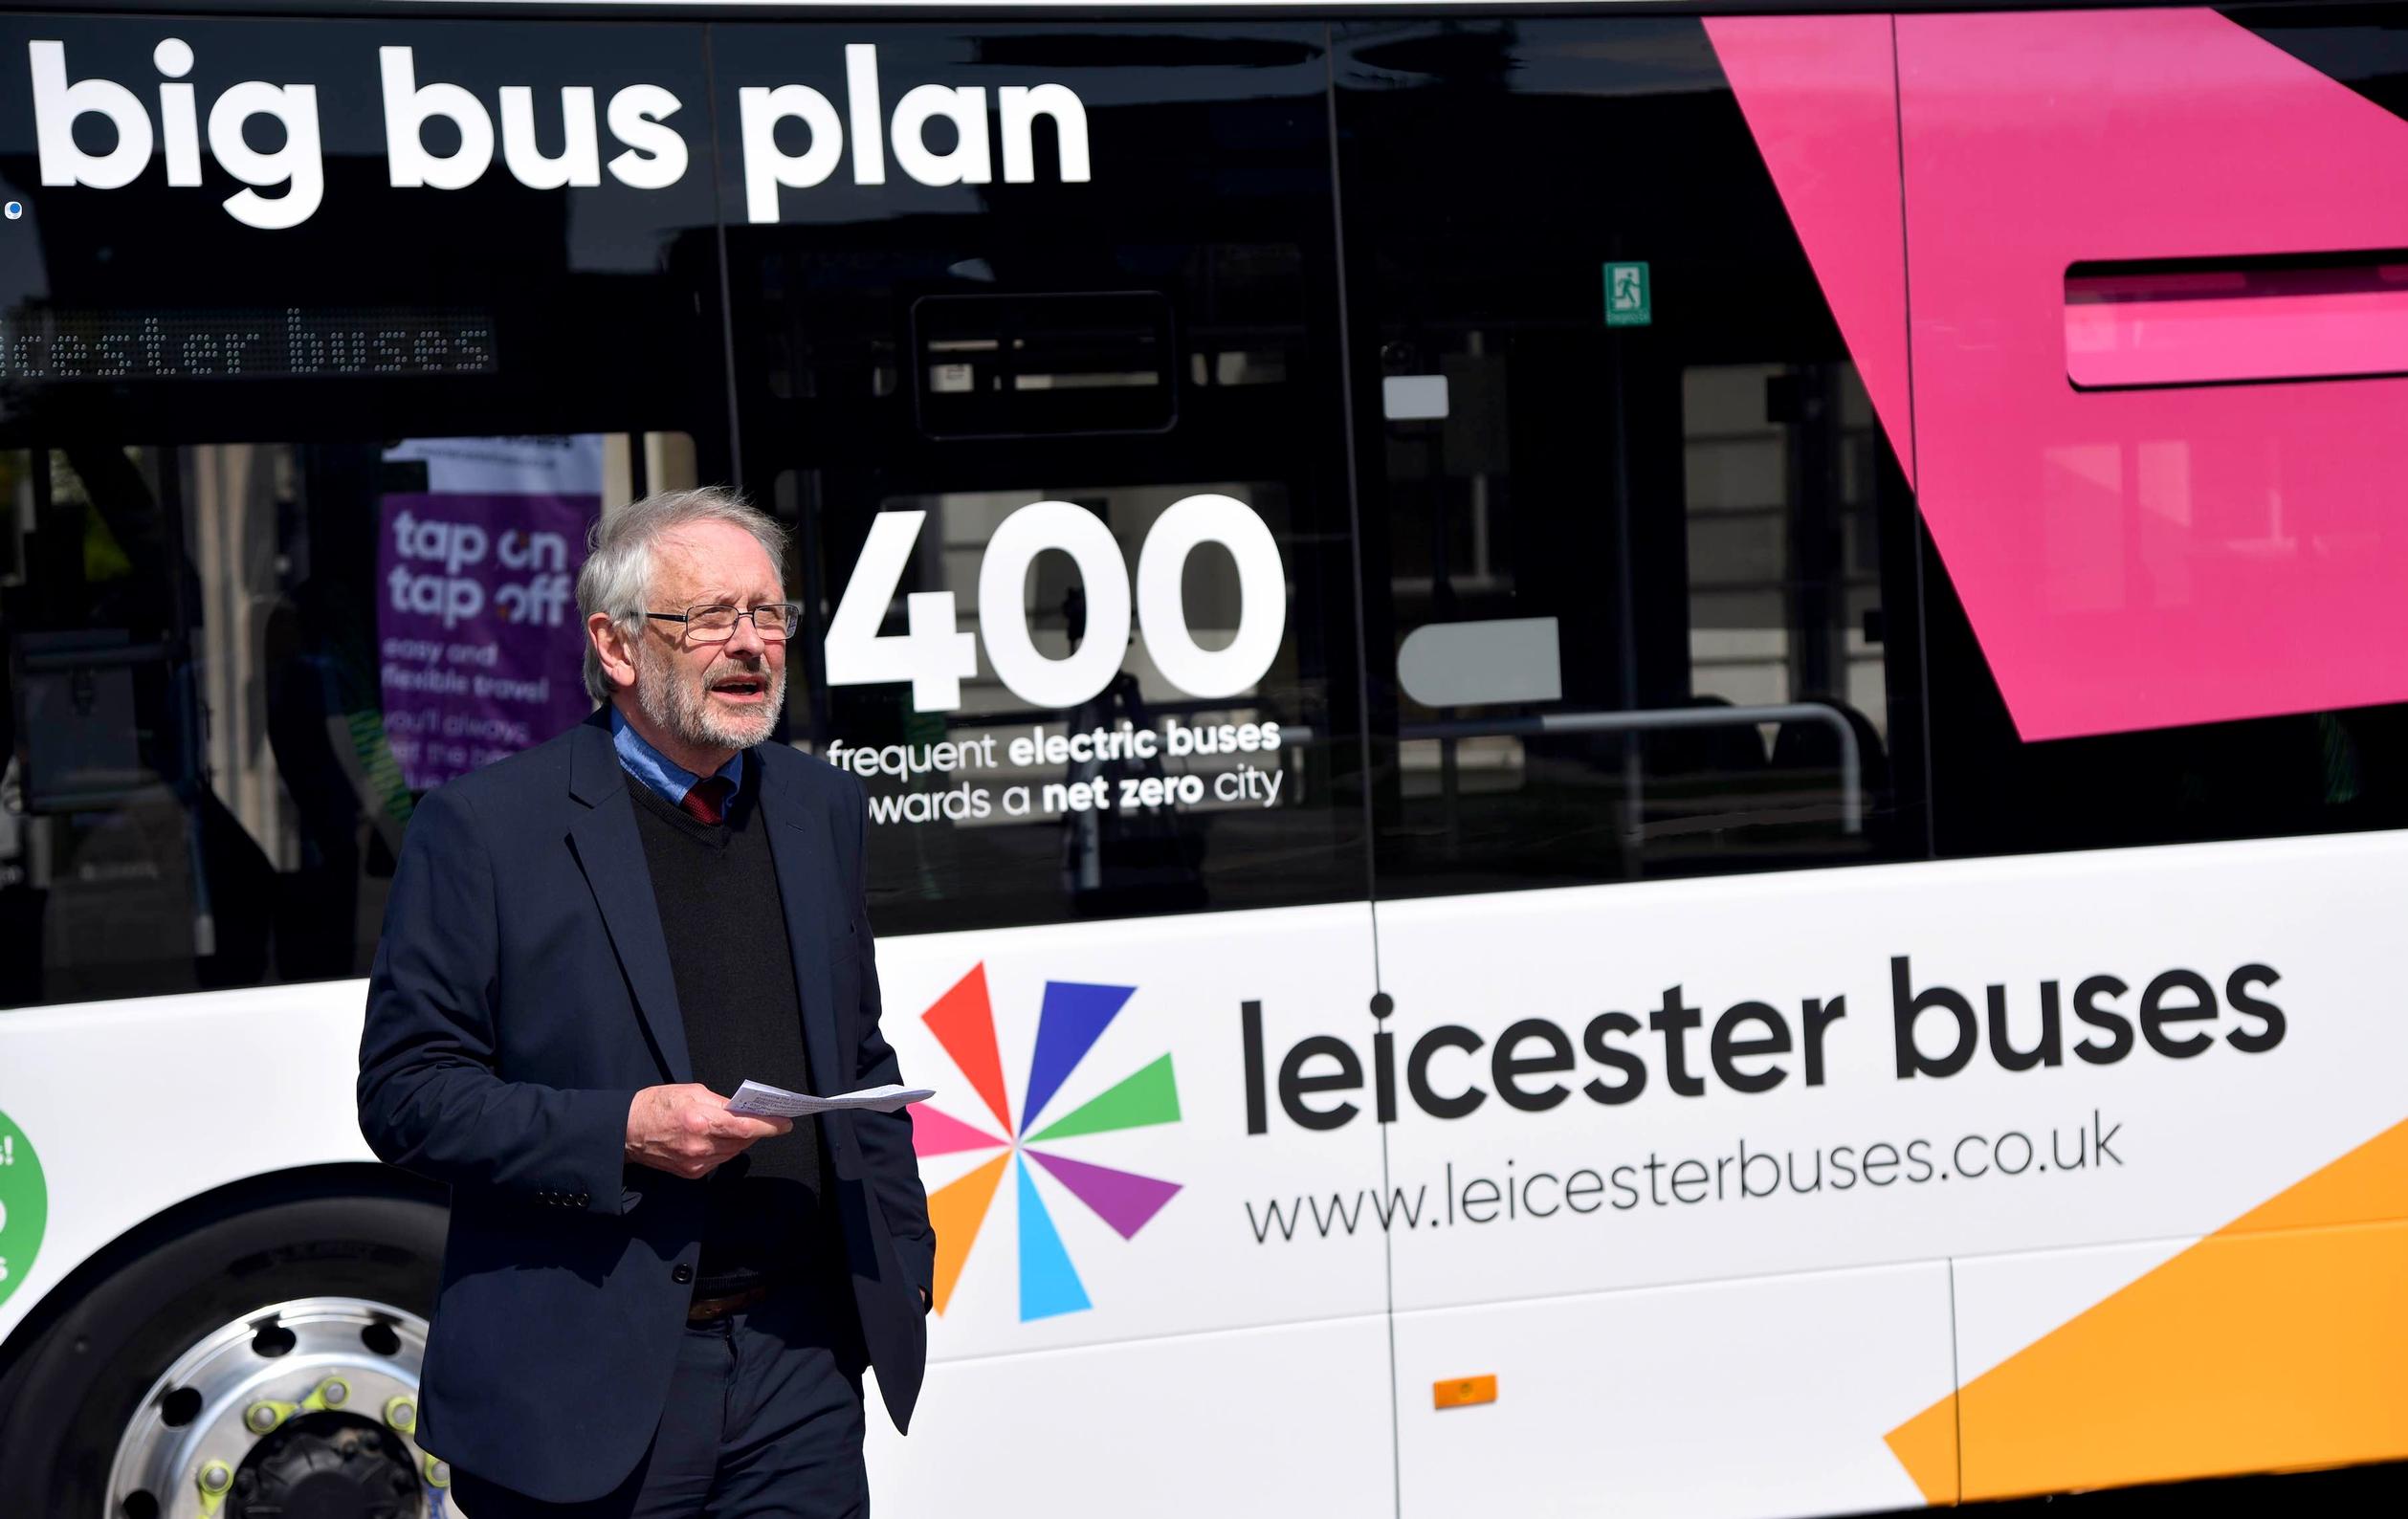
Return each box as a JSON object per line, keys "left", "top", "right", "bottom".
{"left": 358, "top": 710, "right": 933, "bottom": 1505}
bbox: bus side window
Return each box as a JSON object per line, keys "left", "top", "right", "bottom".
{"left": 1335, "top": 19, "right": 1918, "bottom": 902}
{"left": 0, "top": 432, "right": 696, "bottom": 1013}
{"left": 725, "top": 22, "right": 1364, "bottom": 939}
{"left": 1902, "top": 9, "right": 2408, "bottom": 858}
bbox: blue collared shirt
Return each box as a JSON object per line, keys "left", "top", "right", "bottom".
{"left": 610, "top": 707, "right": 742, "bottom": 808}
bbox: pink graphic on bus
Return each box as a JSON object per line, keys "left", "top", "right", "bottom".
{"left": 1710, "top": 10, "right": 2408, "bottom": 739}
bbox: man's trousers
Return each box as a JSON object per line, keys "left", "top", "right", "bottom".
{"left": 449, "top": 1286, "right": 869, "bottom": 1519}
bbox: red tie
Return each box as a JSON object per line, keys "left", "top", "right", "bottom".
{"left": 679, "top": 776, "right": 735, "bottom": 826}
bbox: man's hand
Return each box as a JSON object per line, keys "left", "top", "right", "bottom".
{"left": 626, "top": 1085, "right": 792, "bottom": 1179}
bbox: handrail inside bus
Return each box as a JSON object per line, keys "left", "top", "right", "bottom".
{"left": 1408, "top": 706, "right": 1863, "bottom": 835}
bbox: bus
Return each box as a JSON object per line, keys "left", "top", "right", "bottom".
{"left": 1, "top": 2, "right": 2404, "bottom": 1515}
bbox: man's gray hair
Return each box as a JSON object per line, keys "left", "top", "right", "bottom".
{"left": 578, "top": 486, "right": 789, "bottom": 703}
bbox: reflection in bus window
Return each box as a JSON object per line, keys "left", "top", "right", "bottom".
{"left": 0, "top": 431, "right": 694, "bottom": 1010}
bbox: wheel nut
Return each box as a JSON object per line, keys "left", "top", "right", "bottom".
{"left": 319, "top": 1378, "right": 348, "bottom": 1407}
{"left": 198, "top": 1460, "right": 233, "bottom": 1494}
{"left": 384, "top": 1396, "right": 417, "bottom": 1433}
{"left": 423, "top": 1455, "right": 451, "bottom": 1488}
{"left": 246, "top": 1402, "right": 280, "bottom": 1433}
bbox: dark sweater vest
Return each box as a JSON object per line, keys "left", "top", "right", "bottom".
{"left": 627, "top": 760, "right": 834, "bottom": 1295}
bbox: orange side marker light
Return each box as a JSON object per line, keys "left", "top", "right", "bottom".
{"left": 1433, "top": 1375, "right": 1496, "bottom": 1410}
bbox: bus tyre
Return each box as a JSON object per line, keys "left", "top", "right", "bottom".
{"left": 0, "top": 1190, "right": 446, "bottom": 1518}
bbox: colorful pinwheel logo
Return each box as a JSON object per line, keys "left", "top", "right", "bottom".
{"left": 912, "top": 964, "right": 1182, "bottom": 1322}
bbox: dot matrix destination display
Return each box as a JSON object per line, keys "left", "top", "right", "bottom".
{"left": 0, "top": 307, "right": 496, "bottom": 382}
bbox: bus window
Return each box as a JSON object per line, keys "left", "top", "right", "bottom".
{"left": 0, "top": 11, "right": 726, "bottom": 1008}
{"left": 720, "top": 23, "right": 1365, "bottom": 937}
{"left": 1334, "top": 18, "right": 1921, "bottom": 902}
{"left": 0, "top": 432, "right": 695, "bottom": 1010}
{"left": 1899, "top": 6, "right": 2408, "bottom": 856}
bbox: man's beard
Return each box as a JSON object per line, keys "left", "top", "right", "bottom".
{"left": 634, "top": 645, "right": 785, "bottom": 753}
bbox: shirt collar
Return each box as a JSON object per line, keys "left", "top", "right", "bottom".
{"left": 609, "top": 706, "right": 742, "bottom": 808}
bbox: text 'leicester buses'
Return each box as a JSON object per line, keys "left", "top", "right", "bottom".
{"left": 1244, "top": 958, "right": 2285, "bottom": 1133}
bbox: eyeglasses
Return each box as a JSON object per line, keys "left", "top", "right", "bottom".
{"left": 645, "top": 603, "right": 803, "bottom": 643}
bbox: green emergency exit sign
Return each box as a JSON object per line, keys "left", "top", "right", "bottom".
{"left": 1604, "top": 261, "right": 1652, "bottom": 326}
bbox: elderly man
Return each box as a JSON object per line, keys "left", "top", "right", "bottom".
{"left": 358, "top": 487, "right": 932, "bottom": 1518}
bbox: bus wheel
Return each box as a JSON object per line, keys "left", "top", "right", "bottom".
{"left": 0, "top": 1191, "right": 446, "bottom": 1518}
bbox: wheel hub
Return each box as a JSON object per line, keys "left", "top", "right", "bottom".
{"left": 231, "top": 1413, "right": 422, "bottom": 1519}
{"left": 105, "top": 1297, "right": 442, "bottom": 1519}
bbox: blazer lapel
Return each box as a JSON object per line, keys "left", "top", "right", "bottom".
{"left": 759, "top": 759, "right": 845, "bottom": 1103}
{"left": 566, "top": 715, "right": 693, "bottom": 1084}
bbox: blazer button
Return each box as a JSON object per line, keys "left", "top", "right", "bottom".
{"left": 672, "top": 1264, "right": 694, "bottom": 1285}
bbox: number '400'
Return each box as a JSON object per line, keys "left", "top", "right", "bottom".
{"left": 824, "top": 494, "right": 1286, "bottom": 713}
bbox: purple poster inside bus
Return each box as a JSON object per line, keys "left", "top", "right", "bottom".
{"left": 376, "top": 436, "right": 603, "bottom": 790}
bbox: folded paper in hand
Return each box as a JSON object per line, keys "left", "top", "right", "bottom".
{"left": 726, "top": 1081, "right": 935, "bottom": 1119}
